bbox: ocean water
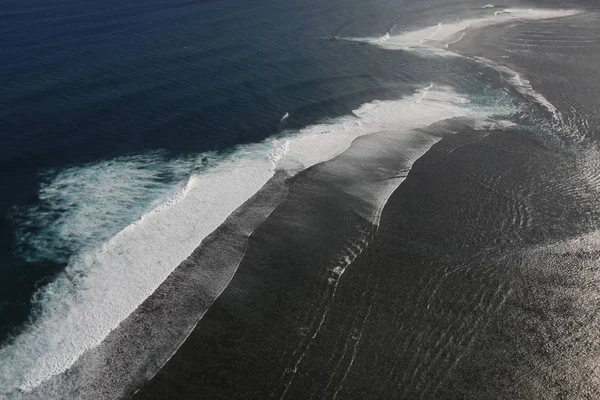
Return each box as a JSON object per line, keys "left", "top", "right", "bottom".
{"left": 1, "top": 0, "right": 599, "bottom": 398}
{"left": 0, "top": 0, "right": 411, "bottom": 340}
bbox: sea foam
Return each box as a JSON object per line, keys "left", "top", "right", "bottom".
{"left": 0, "top": 84, "right": 512, "bottom": 396}
{"left": 343, "top": 7, "right": 579, "bottom": 128}
{"left": 342, "top": 8, "right": 579, "bottom": 51}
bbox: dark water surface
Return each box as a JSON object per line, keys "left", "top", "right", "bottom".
{"left": 137, "top": 8, "right": 600, "bottom": 400}
{"left": 2, "top": 0, "right": 600, "bottom": 398}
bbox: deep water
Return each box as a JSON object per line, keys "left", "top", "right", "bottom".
{"left": 0, "top": 0, "right": 434, "bottom": 341}
{"left": 0, "top": 0, "right": 531, "bottom": 344}
{"left": 2, "top": 0, "right": 600, "bottom": 398}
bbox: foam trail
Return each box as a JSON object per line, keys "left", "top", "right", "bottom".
{"left": 0, "top": 84, "right": 513, "bottom": 397}
{"left": 10, "top": 152, "right": 215, "bottom": 264}
{"left": 281, "top": 112, "right": 290, "bottom": 122}
{"left": 473, "top": 56, "right": 559, "bottom": 118}
{"left": 347, "top": 7, "right": 580, "bottom": 127}
{"left": 278, "top": 86, "right": 484, "bottom": 174}
{"left": 1, "top": 146, "right": 278, "bottom": 394}
{"left": 342, "top": 8, "right": 579, "bottom": 50}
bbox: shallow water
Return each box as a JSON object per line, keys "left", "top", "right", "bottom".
{"left": 1, "top": 0, "right": 600, "bottom": 398}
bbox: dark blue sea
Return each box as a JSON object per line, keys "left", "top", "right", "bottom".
{"left": 1, "top": 0, "right": 600, "bottom": 398}
{"left": 0, "top": 0, "right": 417, "bottom": 338}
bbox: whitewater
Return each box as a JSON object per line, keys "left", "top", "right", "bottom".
{"left": 0, "top": 6, "right": 577, "bottom": 397}
{"left": 341, "top": 8, "right": 579, "bottom": 50}
{"left": 0, "top": 82, "right": 508, "bottom": 396}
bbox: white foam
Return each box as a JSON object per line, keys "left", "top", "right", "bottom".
{"left": 1, "top": 146, "right": 277, "bottom": 393}
{"left": 473, "top": 56, "right": 560, "bottom": 118}
{"left": 344, "top": 8, "right": 579, "bottom": 121}
{"left": 11, "top": 152, "right": 218, "bottom": 264}
{"left": 343, "top": 8, "right": 579, "bottom": 50}
{"left": 277, "top": 85, "right": 478, "bottom": 173}
{"left": 371, "top": 32, "right": 391, "bottom": 44}
{"left": 0, "top": 84, "right": 511, "bottom": 395}
{"left": 473, "top": 118, "right": 517, "bottom": 131}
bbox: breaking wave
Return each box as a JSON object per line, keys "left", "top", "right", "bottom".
{"left": 0, "top": 83, "right": 516, "bottom": 396}
{"left": 340, "top": 8, "right": 579, "bottom": 51}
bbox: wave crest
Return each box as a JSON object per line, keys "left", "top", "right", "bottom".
{"left": 0, "top": 84, "right": 516, "bottom": 396}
